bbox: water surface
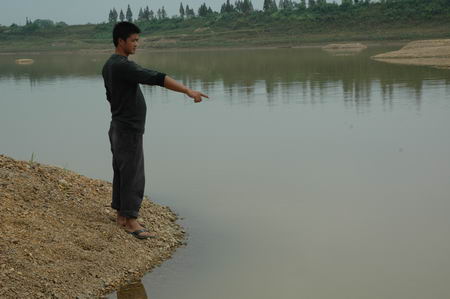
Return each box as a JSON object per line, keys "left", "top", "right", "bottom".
{"left": 1, "top": 47, "right": 450, "bottom": 299}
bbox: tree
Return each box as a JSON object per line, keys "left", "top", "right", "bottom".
{"left": 180, "top": 2, "right": 185, "bottom": 18}
{"left": 235, "top": 0, "right": 254, "bottom": 14}
{"left": 341, "top": 0, "right": 353, "bottom": 7}
{"left": 143, "top": 6, "right": 150, "bottom": 21}
{"left": 220, "top": 0, "right": 235, "bottom": 13}
{"left": 263, "top": 0, "right": 272, "bottom": 11}
{"left": 119, "top": 9, "right": 125, "bottom": 22}
{"left": 298, "top": 0, "right": 307, "bottom": 10}
{"left": 248, "top": 0, "right": 254, "bottom": 13}
{"left": 138, "top": 8, "right": 144, "bottom": 21}
{"left": 112, "top": 8, "right": 118, "bottom": 23}
{"left": 198, "top": 3, "right": 209, "bottom": 17}
{"left": 316, "top": 0, "right": 326, "bottom": 7}
{"left": 157, "top": 8, "right": 162, "bottom": 20}
{"left": 308, "top": 0, "right": 315, "bottom": 8}
{"left": 279, "top": 0, "right": 294, "bottom": 10}
{"left": 33, "top": 19, "right": 54, "bottom": 28}
{"left": 161, "top": 6, "right": 167, "bottom": 19}
{"left": 126, "top": 5, "right": 133, "bottom": 22}
{"left": 198, "top": 3, "right": 214, "bottom": 16}
{"left": 108, "top": 10, "right": 114, "bottom": 23}
{"left": 288, "top": 0, "right": 295, "bottom": 9}
{"left": 185, "top": 5, "right": 195, "bottom": 18}
{"left": 272, "top": 0, "right": 278, "bottom": 11}
{"left": 263, "top": 0, "right": 278, "bottom": 11}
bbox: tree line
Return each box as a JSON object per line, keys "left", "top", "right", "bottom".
{"left": 106, "top": 0, "right": 450, "bottom": 23}
{"left": 108, "top": 5, "right": 170, "bottom": 23}
{"left": 2, "top": 0, "right": 449, "bottom": 37}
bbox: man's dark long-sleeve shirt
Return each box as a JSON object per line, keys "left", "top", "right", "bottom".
{"left": 102, "top": 54, "right": 166, "bottom": 134}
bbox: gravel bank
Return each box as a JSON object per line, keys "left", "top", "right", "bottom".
{"left": 0, "top": 154, "right": 185, "bottom": 298}
{"left": 371, "top": 39, "right": 450, "bottom": 69}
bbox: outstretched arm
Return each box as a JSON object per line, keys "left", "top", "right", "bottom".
{"left": 164, "top": 76, "right": 209, "bottom": 103}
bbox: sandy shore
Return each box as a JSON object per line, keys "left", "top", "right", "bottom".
{"left": 0, "top": 154, "right": 185, "bottom": 298}
{"left": 371, "top": 39, "right": 450, "bottom": 69}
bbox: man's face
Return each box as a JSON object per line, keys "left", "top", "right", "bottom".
{"left": 119, "top": 33, "right": 139, "bottom": 55}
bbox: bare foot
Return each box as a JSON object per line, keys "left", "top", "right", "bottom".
{"left": 124, "top": 218, "right": 156, "bottom": 239}
{"left": 117, "top": 212, "right": 127, "bottom": 227}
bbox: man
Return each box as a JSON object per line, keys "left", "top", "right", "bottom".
{"left": 102, "top": 22, "right": 208, "bottom": 239}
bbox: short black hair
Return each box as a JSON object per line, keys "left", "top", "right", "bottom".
{"left": 113, "top": 22, "right": 141, "bottom": 47}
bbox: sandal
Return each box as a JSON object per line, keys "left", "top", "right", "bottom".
{"left": 126, "top": 228, "right": 156, "bottom": 240}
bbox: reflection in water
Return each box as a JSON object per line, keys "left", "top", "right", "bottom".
{"left": 1, "top": 48, "right": 449, "bottom": 110}
{"left": 117, "top": 280, "right": 148, "bottom": 299}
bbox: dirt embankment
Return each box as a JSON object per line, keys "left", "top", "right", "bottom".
{"left": 371, "top": 39, "right": 450, "bottom": 69}
{"left": 0, "top": 154, "right": 185, "bottom": 298}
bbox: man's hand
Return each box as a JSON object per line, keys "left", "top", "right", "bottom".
{"left": 163, "top": 76, "right": 209, "bottom": 103}
{"left": 186, "top": 89, "right": 209, "bottom": 103}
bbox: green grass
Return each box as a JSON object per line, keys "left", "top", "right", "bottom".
{"left": 29, "top": 152, "right": 36, "bottom": 165}
{"left": 1, "top": 11, "right": 450, "bottom": 52}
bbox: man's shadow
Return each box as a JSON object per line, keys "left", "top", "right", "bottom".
{"left": 117, "top": 280, "right": 148, "bottom": 299}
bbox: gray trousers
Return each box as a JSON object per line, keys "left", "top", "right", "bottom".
{"left": 108, "top": 124, "right": 145, "bottom": 219}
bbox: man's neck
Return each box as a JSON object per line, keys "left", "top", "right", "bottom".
{"left": 115, "top": 48, "right": 128, "bottom": 57}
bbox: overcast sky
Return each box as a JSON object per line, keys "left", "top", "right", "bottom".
{"left": 1, "top": 0, "right": 342, "bottom": 26}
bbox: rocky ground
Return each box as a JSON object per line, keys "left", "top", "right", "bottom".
{"left": 0, "top": 154, "right": 185, "bottom": 298}
{"left": 371, "top": 39, "right": 450, "bottom": 69}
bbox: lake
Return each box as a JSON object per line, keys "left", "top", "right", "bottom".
{"left": 1, "top": 47, "right": 450, "bottom": 299}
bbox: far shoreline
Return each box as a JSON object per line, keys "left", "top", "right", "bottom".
{"left": 0, "top": 40, "right": 408, "bottom": 56}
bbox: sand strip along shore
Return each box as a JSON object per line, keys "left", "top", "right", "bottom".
{"left": 322, "top": 42, "right": 368, "bottom": 50}
{"left": 0, "top": 154, "right": 185, "bottom": 298}
{"left": 371, "top": 39, "right": 450, "bottom": 69}
{"left": 322, "top": 42, "right": 368, "bottom": 56}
